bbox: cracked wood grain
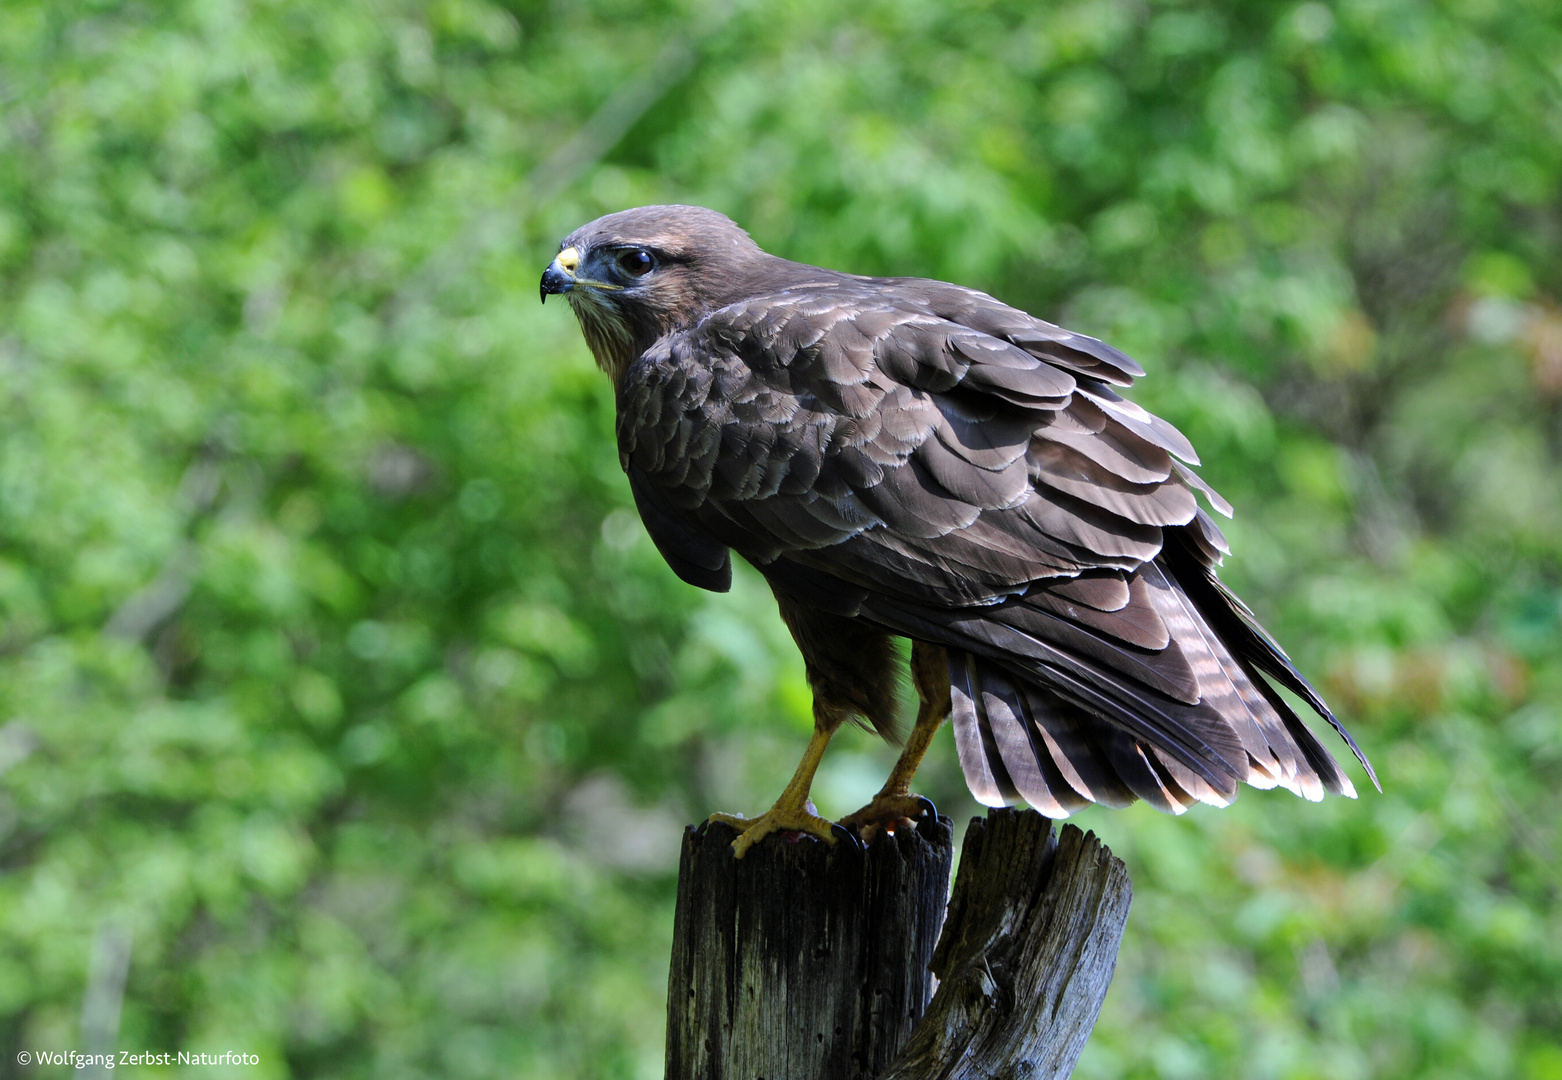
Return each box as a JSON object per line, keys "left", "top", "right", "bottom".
{"left": 664, "top": 808, "right": 1130, "bottom": 1080}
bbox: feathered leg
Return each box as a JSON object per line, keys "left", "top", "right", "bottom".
{"left": 840, "top": 641, "right": 951, "bottom": 839}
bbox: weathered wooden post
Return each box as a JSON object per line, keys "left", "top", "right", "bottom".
{"left": 665, "top": 813, "right": 955, "bottom": 1079}
{"left": 665, "top": 808, "right": 1133, "bottom": 1080}
{"left": 878, "top": 811, "right": 1133, "bottom": 1079}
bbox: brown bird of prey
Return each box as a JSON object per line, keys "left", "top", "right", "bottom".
{"left": 542, "top": 205, "right": 1375, "bottom": 857}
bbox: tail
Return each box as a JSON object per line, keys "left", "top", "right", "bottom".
{"left": 942, "top": 523, "right": 1375, "bottom": 816}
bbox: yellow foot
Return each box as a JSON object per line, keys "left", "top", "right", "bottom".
{"left": 706, "top": 799, "right": 839, "bottom": 859}
{"left": 839, "top": 793, "right": 937, "bottom": 842}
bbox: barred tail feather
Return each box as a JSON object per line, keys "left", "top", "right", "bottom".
{"left": 941, "top": 533, "right": 1371, "bottom": 816}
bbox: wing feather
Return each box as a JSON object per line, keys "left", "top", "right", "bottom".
{"left": 1047, "top": 572, "right": 1130, "bottom": 613}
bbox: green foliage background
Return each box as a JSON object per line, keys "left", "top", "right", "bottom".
{"left": 2, "top": 0, "right": 1560, "bottom": 1076}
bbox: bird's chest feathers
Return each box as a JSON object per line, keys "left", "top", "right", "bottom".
{"left": 621, "top": 353, "right": 799, "bottom": 492}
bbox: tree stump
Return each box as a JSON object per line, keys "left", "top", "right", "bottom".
{"left": 665, "top": 813, "right": 955, "bottom": 1080}
{"left": 664, "top": 809, "right": 1131, "bottom": 1080}
{"left": 879, "top": 810, "right": 1133, "bottom": 1079}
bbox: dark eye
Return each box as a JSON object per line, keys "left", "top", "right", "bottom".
{"left": 617, "top": 249, "right": 655, "bottom": 277}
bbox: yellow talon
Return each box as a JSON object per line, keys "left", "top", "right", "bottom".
{"left": 838, "top": 792, "right": 931, "bottom": 842}
{"left": 707, "top": 725, "right": 839, "bottom": 858}
{"left": 707, "top": 799, "right": 838, "bottom": 859}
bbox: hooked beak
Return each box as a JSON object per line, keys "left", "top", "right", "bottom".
{"left": 540, "top": 246, "right": 579, "bottom": 303}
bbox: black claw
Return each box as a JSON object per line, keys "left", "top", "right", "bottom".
{"left": 915, "top": 795, "right": 939, "bottom": 821}
{"left": 831, "top": 822, "right": 865, "bottom": 852}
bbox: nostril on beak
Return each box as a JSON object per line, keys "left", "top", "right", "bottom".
{"left": 540, "top": 262, "right": 574, "bottom": 303}
{"left": 540, "top": 246, "right": 581, "bottom": 303}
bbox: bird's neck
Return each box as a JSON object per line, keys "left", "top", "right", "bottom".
{"left": 572, "top": 297, "right": 640, "bottom": 383}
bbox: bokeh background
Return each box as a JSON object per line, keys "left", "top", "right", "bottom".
{"left": 2, "top": 0, "right": 1560, "bottom": 1076}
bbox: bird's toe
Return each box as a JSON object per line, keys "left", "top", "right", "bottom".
{"left": 706, "top": 804, "right": 838, "bottom": 858}
{"left": 839, "top": 792, "right": 936, "bottom": 842}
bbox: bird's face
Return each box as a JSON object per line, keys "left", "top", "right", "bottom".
{"left": 539, "top": 240, "right": 663, "bottom": 379}
{"left": 540, "top": 205, "right": 766, "bottom": 380}
{"left": 538, "top": 242, "right": 658, "bottom": 305}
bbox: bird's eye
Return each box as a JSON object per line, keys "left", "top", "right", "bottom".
{"left": 618, "top": 249, "right": 655, "bottom": 278}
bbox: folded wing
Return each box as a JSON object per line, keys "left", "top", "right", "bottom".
{"left": 617, "top": 278, "right": 1375, "bottom": 814}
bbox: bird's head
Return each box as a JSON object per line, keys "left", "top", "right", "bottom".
{"left": 540, "top": 205, "right": 768, "bottom": 380}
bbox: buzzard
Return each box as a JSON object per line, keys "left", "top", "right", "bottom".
{"left": 542, "top": 205, "right": 1374, "bottom": 857}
